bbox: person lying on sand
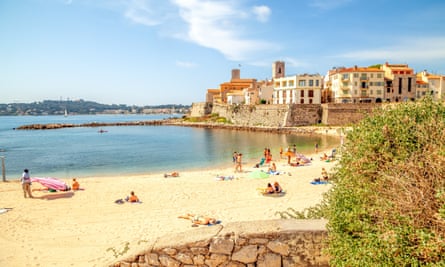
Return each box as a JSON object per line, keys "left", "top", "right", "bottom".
{"left": 178, "top": 213, "right": 218, "bottom": 225}
{"left": 164, "top": 171, "right": 179, "bottom": 178}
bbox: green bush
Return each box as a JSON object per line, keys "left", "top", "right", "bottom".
{"left": 326, "top": 98, "right": 445, "bottom": 266}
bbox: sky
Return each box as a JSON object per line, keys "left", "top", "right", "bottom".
{"left": 1, "top": 0, "right": 444, "bottom": 106}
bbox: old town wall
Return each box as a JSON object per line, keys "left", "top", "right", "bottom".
{"left": 193, "top": 102, "right": 380, "bottom": 126}
{"left": 110, "top": 219, "right": 329, "bottom": 267}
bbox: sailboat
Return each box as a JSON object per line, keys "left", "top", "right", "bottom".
{"left": 64, "top": 108, "right": 68, "bottom": 117}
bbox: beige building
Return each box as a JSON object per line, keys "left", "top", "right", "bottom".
{"left": 272, "top": 61, "right": 322, "bottom": 104}
{"left": 325, "top": 66, "right": 385, "bottom": 103}
{"left": 209, "top": 69, "right": 257, "bottom": 105}
{"left": 381, "top": 62, "right": 416, "bottom": 102}
{"left": 416, "top": 70, "right": 445, "bottom": 101}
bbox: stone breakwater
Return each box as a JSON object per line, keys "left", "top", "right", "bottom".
{"left": 15, "top": 119, "right": 346, "bottom": 137}
{"left": 110, "top": 219, "right": 329, "bottom": 267}
{"left": 14, "top": 120, "right": 166, "bottom": 130}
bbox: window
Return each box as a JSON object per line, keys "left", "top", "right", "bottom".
{"left": 289, "top": 80, "right": 294, "bottom": 87}
{"left": 300, "top": 90, "right": 304, "bottom": 97}
{"left": 342, "top": 74, "right": 349, "bottom": 79}
{"left": 354, "top": 73, "right": 359, "bottom": 78}
{"left": 377, "top": 73, "right": 382, "bottom": 78}
{"left": 282, "top": 81, "right": 287, "bottom": 87}
{"left": 298, "top": 80, "right": 306, "bottom": 86}
{"left": 376, "top": 90, "right": 382, "bottom": 95}
{"left": 300, "top": 99, "right": 304, "bottom": 104}
{"left": 309, "top": 80, "right": 314, "bottom": 86}
{"left": 316, "top": 80, "right": 319, "bottom": 87}
{"left": 309, "top": 90, "right": 314, "bottom": 97}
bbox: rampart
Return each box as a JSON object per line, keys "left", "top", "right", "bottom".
{"left": 110, "top": 219, "right": 329, "bottom": 267}
{"left": 192, "top": 102, "right": 380, "bottom": 126}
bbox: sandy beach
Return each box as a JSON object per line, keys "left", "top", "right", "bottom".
{"left": 0, "top": 148, "right": 337, "bottom": 267}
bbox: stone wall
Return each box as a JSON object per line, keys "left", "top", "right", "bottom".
{"left": 190, "top": 102, "right": 213, "bottom": 118}
{"left": 210, "top": 104, "right": 321, "bottom": 127}
{"left": 110, "top": 219, "right": 329, "bottom": 267}
{"left": 191, "top": 102, "right": 380, "bottom": 126}
{"left": 321, "top": 103, "right": 379, "bottom": 125}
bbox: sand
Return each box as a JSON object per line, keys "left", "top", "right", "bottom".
{"left": 0, "top": 148, "right": 338, "bottom": 267}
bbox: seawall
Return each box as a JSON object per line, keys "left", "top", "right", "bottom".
{"left": 110, "top": 219, "right": 329, "bottom": 267}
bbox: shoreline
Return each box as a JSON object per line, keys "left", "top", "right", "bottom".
{"left": 0, "top": 147, "right": 339, "bottom": 267}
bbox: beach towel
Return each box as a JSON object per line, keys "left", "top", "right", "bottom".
{"left": 261, "top": 191, "right": 286, "bottom": 197}
{"left": 249, "top": 170, "right": 269, "bottom": 179}
{"left": 0, "top": 208, "right": 12, "bottom": 214}
{"left": 192, "top": 220, "right": 222, "bottom": 227}
{"left": 215, "top": 175, "right": 234, "bottom": 181}
{"left": 310, "top": 180, "right": 329, "bottom": 185}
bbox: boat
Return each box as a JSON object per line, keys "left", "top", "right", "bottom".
{"left": 98, "top": 129, "right": 108, "bottom": 133}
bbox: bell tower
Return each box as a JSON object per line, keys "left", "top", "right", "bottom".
{"left": 272, "top": 61, "right": 285, "bottom": 79}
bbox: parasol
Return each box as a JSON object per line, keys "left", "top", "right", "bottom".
{"left": 30, "top": 177, "right": 68, "bottom": 191}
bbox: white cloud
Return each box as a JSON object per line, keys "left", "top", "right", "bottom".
{"left": 172, "top": 0, "right": 275, "bottom": 61}
{"left": 124, "top": 0, "right": 169, "bottom": 26}
{"left": 176, "top": 61, "right": 197, "bottom": 68}
{"left": 336, "top": 37, "right": 445, "bottom": 62}
{"left": 252, "top": 5, "right": 271, "bottom": 23}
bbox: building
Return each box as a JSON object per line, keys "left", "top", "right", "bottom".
{"left": 273, "top": 74, "right": 323, "bottom": 104}
{"left": 272, "top": 61, "right": 323, "bottom": 104}
{"left": 325, "top": 66, "right": 385, "bottom": 103}
{"left": 381, "top": 62, "right": 416, "bottom": 102}
{"left": 207, "top": 68, "right": 258, "bottom": 105}
{"left": 416, "top": 70, "right": 445, "bottom": 101}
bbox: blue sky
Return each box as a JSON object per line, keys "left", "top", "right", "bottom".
{"left": 1, "top": 0, "right": 444, "bottom": 105}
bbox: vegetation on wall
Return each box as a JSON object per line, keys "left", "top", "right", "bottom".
{"left": 328, "top": 97, "right": 445, "bottom": 266}
{"left": 278, "top": 97, "right": 445, "bottom": 266}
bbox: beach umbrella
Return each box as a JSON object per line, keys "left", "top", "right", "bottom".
{"left": 30, "top": 177, "right": 68, "bottom": 191}
{"left": 248, "top": 170, "right": 269, "bottom": 179}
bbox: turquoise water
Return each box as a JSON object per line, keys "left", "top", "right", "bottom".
{"left": 0, "top": 115, "right": 340, "bottom": 179}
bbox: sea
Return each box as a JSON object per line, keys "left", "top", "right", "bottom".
{"left": 0, "top": 114, "right": 340, "bottom": 179}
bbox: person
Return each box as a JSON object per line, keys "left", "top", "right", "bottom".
{"left": 315, "top": 143, "right": 319, "bottom": 153}
{"left": 235, "top": 153, "right": 243, "bottom": 172}
{"left": 286, "top": 148, "right": 293, "bottom": 164}
{"left": 72, "top": 178, "right": 80, "bottom": 190}
{"left": 164, "top": 171, "right": 179, "bottom": 178}
{"left": 232, "top": 151, "right": 238, "bottom": 164}
{"left": 265, "top": 183, "right": 275, "bottom": 194}
{"left": 268, "top": 162, "right": 277, "bottom": 173}
{"left": 273, "top": 181, "right": 283, "bottom": 193}
{"left": 320, "top": 153, "right": 329, "bottom": 161}
{"left": 321, "top": 168, "right": 329, "bottom": 181}
{"left": 178, "top": 213, "right": 218, "bottom": 225}
{"left": 265, "top": 153, "right": 272, "bottom": 164}
{"left": 20, "top": 169, "right": 33, "bottom": 198}
{"left": 126, "top": 191, "right": 140, "bottom": 203}
{"left": 279, "top": 147, "right": 283, "bottom": 159}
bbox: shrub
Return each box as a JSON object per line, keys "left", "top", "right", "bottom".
{"left": 326, "top": 98, "right": 445, "bottom": 266}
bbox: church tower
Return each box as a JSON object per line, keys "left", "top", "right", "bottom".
{"left": 272, "top": 61, "right": 285, "bottom": 79}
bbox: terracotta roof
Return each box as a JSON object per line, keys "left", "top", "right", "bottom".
{"left": 336, "top": 67, "right": 383, "bottom": 73}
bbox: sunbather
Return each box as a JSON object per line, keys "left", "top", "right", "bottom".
{"left": 178, "top": 213, "right": 218, "bottom": 225}
{"left": 164, "top": 171, "right": 179, "bottom": 178}
{"left": 125, "top": 191, "right": 140, "bottom": 203}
